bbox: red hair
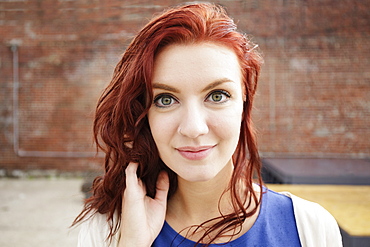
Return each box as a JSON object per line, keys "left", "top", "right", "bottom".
{"left": 73, "top": 2, "right": 263, "bottom": 245}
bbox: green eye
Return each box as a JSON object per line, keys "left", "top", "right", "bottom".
{"left": 208, "top": 90, "right": 230, "bottom": 103}
{"left": 154, "top": 94, "right": 177, "bottom": 108}
{"left": 211, "top": 92, "right": 223, "bottom": 102}
{"left": 160, "top": 96, "right": 172, "bottom": 105}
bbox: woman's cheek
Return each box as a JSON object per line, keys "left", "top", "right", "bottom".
{"left": 149, "top": 113, "right": 177, "bottom": 141}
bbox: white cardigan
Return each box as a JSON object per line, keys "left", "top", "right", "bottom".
{"left": 281, "top": 192, "right": 342, "bottom": 247}
{"left": 78, "top": 192, "right": 343, "bottom": 247}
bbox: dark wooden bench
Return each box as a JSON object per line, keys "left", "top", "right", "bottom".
{"left": 262, "top": 158, "right": 370, "bottom": 185}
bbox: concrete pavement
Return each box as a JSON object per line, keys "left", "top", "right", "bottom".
{"left": 0, "top": 178, "right": 84, "bottom": 247}
{"left": 2, "top": 177, "right": 369, "bottom": 246}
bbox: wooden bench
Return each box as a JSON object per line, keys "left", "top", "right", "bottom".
{"left": 262, "top": 158, "right": 370, "bottom": 185}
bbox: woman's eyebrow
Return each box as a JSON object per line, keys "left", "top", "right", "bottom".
{"left": 201, "top": 78, "right": 235, "bottom": 92}
{"left": 152, "top": 83, "right": 180, "bottom": 93}
{"left": 152, "top": 78, "right": 234, "bottom": 93}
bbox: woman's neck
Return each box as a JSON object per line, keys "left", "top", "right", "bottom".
{"left": 166, "top": 161, "right": 234, "bottom": 227}
{"left": 165, "top": 161, "right": 261, "bottom": 243}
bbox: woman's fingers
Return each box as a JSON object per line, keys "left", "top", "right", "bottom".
{"left": 125, "top": 162, "right": 139, "bottom": 186}
{"left": 124, "top": 162, "right": 146, "bottom": 202}
{"left": 125, "top": 163, "right": 169, "bottom": 203}
{"left": 155, "top": 170, "right": 170, "bottom": 204}
{"left": 120, "top": 163, "right": 169, "bottom": 246}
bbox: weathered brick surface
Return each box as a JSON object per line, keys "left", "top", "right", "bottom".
{"left": 1, "top": 0, "right": 369, "bottom": 172}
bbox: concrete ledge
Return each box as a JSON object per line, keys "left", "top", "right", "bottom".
{"left": 262, "top": 158, "right": 370, "bottom": 185}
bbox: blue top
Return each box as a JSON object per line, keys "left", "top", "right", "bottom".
{"left": 152, "top": 189, "right": 302, "bottom": 246}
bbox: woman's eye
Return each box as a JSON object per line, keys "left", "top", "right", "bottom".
{"left": 154, "top": 95, "right": 177, "bottom": 107}
{"left": 207, "top": 90, "right": 230, "bottom": 103}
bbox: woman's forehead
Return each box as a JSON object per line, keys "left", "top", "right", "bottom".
{"left": 152, "top": 42, "right": 242, "bottom": 88}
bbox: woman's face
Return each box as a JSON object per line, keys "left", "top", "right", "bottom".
{"left": 148, "top": 42, "right": 244, "bottom": 183}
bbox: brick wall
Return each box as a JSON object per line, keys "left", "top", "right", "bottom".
{"left": 1, "top": 0, "right": 369, "bottom": 172}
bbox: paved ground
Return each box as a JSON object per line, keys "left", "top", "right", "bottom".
{"left": 0, "top": 178, "right": 84, "bottom": 247}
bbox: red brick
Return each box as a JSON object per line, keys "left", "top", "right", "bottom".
{"left": 0, "top": 0, "right": 369, "bottom": 172}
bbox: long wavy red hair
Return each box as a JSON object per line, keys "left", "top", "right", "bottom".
{"left": 73, "top": 2, "right": 263, "bottom": 245}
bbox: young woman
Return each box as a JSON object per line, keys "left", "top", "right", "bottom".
{"left": 74, "top": 3, "right": 342, "bottom": 247}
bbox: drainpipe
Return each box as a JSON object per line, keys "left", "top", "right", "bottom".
{"left": 11, "top": 43, "right": 20, "bottom": 156}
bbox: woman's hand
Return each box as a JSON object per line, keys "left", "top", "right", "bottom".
{"left": 119, "top": 162, "right": 170, "bottom": 247}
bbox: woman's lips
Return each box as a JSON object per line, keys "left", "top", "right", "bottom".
{"left": 176, "top": 145, "right": 215, "bottom": 160}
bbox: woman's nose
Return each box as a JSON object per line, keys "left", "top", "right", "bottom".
{"left": 178, "top": 103, "right": 209, "bottom": 139}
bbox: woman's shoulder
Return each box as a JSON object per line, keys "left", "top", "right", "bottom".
{"left": 263, "top": 188, "right": 337, "bottom": 224}
{"left": 77, "top": 212, "right": 120, "bottom": 247}
{"left": 278, "top": 190, "right": 337, "bottom": 225}
{"left": 277, "top": 191, "right": 343, "bottom": 247}
{"left": 263, "top": 187, "right": 295, "bottom": 206}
